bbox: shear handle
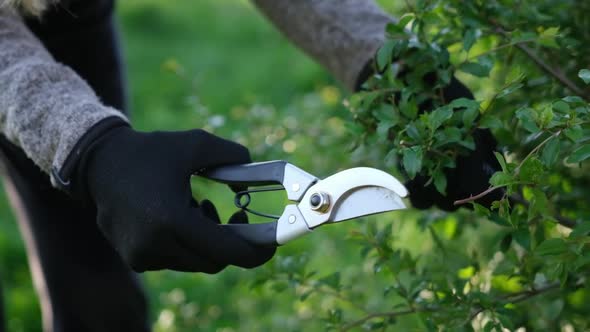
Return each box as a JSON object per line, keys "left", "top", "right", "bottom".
{"left": 221, "top": 222, "right": 278, "bottom": 247}
{"left": 201, "top": 160, "right": 288, "bottom": 186}
{"left": 220, "top": 205, "right": 312, "bottom": 246}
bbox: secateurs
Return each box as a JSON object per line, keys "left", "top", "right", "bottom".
{"left": 199, "top": 161, "right": 408, "bottom": 246}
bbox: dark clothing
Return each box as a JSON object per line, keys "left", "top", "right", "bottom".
{"left": 0, "top": 0, "right": 149, "bottom": 330}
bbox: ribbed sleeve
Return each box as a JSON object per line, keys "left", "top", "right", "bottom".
{"left": 253, "top": 0, "right": 394, "bottom": 91}
{"left": 0, "top": 8, "right": 128, "bottom": 186}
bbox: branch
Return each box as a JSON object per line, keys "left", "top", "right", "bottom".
{"left": 490, "top": 25, "right": 590, "bottom": 101}
{"left": 454, "top": 186, "right": 505, "bottom": 206}
{"left": 339, "top": 308, "right": 426, "bottom": 331}
{"left": 455, "top": 131, "right": 561, "bottom": 206}
{"left": 510, "top": 193, "right": 577, "bottom": 229}
{"left": 514, "top": 43, "right": 590, "bottom": 101}
{"left": 514, "top": 130, "right": 561, "bottom": 175}
{"left": 341, "top": 282, "right": 564, "bottom": 331}
{"left": 504, "top": 282, "right": 560, "bottom": 304}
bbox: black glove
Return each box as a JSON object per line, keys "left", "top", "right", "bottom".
{"left": 356, "top": 66, "right": 502, "bottom": 211}
{"left": 405, "top": 77, "right": 503, "bottom": 211}
{"left": 68, "top": 120, "right": 275, "bottom": 273}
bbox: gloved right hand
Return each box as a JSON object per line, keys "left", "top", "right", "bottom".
{"left": 70, "top": 122, "right": 276, "bottom": 273}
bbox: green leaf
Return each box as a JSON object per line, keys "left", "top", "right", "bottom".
{"left": 516, "top": 107, "right": 540, "bottom": 133}
{"left": 538, "top": 27, "right": 560, "bottom": 48}
{"left": 540, "top": 137, "right": 560, "bottom": 167}
{"left": 490, "top": 172, "right": 515, "bottom": 187}
{"left": 400, "top": 89, "right": 418, "bottom": 118}
{"left": 434, "top": 127, "right": 462, "bottom": 147}
{"left": 376, "top": 40, "right": 397, "bottom": 71}
{"left": 319, "top": 272, "right": 341, "bottom": 290}
{"left": 428, "top": 106, "right": 453, "bottom": 130}
{"left": 463, "top": 28, "right": 477, "bottom": 51}
{"left": 461, "top": 106, "right": 480, "bottom": 128}
{"left": 377, "top": 121, "right": 393, "bottom": 137}
{"left": 535, "top": 238, "right": 568, "bottom": 256}
{"left": 472, "top": 203, "right": 491, "bottom": 217}
{"left": 402, "top": 146, "right": 423, "bottom": 179}
{"left": 448, "top": 97, "right": 480, "bottom": 110}
{"left": 519, "top": 157, "right": 544, "bottom": 183}
{"left": 510, "top": 30, "right": 537, "bottom": 43}
{"left": 397, "top": 13, "right": 415, "bottom": 29}
{"left": 552, "top": 100, "right": 570, "bottom": 113}
{"left": 459, "top": 61, "right": 492, "bottom": 77}
{"left": 406, "top": 123, "right": 422, "bottom": 142}
{"left": 433, "top": 169, "right": 447, "bottom": 194}
{"left": 480, "top": 115, "right": 503, "bottom": 129}
{"left": 565, "top": 126, "right": 583, "bottom": 142}
{"left": 528, "top": 188, "right": 549, "bottom": 218}
{"left": 579, "top": 69, "right": 590, "bottom": 84}
{"left": 494, "top": 152, "right": 508, "bottom": 172}
{"left": 538, "top": 106, "right": 554, "bottom": 128}
{"left": 567, "top": 145, "right": 590, "bottom": 163}
{"left": 497, "top": 83, "right": 524, "bottom": 99}
{"left": 570, "top": 222, "right": 590, "bottom": 238}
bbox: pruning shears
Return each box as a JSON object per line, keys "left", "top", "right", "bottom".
{"left": 200, "top": 161, "right": 408, "bottom": 246}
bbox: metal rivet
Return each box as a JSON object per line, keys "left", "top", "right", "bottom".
{"left": 292, "top": 183, "right": 300, "bottom": 192}
{"left": 310, "top": 192, "right": 331, "bottom": 213}
{"left": 288, "top": 215, "right": 296, "bottom": 224}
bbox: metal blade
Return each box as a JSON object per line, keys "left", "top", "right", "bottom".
{"left": 298, "top": 167, "right": 408, "bottom": 229}
{"left": 330, "top": 186, "right": 406, "bottom": 222}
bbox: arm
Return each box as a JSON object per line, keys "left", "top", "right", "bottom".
{"left": 0, "top": 6, "right": 275, "bottom": 272}
{"left": 0, "top": 7, "right": 127, "bottom": 186}
{"left": 252, "top": 0, "right": 394, "bottom": 91}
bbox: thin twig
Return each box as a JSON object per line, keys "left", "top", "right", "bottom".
{"left": 463, "top": 38, "right": 537, "bottom": 63}
{"left": 341, "top": 281, "right": 566, "bottom": 331}
{"left": 514, "top": 43, "right": 590, "bottom": 101}
{"left": 513, "top": 130, "right": 561, "bottom": 175}
{"left": 339, "top": 308, "right": 424, "bottom": 331}
{"left": 455, "top": 131, "right": 561, "bottom": 206}
{"left": 454, "top": 185, "right": 505, "bottom": 205}
{"left": 510, "top": 193, "right": 577, "bottom": 229}
{"left": 490, "top": 26, "right": 590, "bottom": 101}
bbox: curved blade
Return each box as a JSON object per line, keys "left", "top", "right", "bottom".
{"left": 331, "top": 186, "right": 406, "bottom": 222}
{"left": 299, "top": 167, "right": 408, "bottom": 229}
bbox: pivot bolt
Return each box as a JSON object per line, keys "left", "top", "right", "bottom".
{"left": 310, "top": 192, "right": 331, "bottom": 213}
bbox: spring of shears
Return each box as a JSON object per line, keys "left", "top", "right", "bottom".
{"left": 234, "top": 187, "right": 284, "bottom": 220}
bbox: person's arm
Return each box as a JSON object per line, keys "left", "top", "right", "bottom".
{"left": 0, "top": 6, "right": 275, "bottom": 272}
{"left": 253, "top": 0, "right": 502, "bottom": 211}
{"left": 0, "top": 7, "right": 127, "bottom": 186}
{"left": 252, "top": 0, "right": 394, "bottom": 91}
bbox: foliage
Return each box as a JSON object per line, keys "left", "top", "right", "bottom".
{"left": 256, "top": 0, "right": 590, "bottom": 331}
{"left": 1, "top": 0, "right": 590, "bottom": 331}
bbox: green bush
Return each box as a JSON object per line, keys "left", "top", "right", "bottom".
{"left": 1, "top": 1, "right": 589, "bottom": 331}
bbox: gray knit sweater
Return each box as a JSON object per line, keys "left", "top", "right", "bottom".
{"left": 0, "top": 1, "right": 393, "bottom": 187}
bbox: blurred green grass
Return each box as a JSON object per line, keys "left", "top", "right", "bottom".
{"left": 0, "top": 1, "right": 427, "bottom": 331}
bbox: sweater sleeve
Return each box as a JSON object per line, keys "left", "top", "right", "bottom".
{"left": 252, "top": 0, "right": 394, "bottom": 91}
{"left": 0, "top": 7, "right": 128, "bottom": 186}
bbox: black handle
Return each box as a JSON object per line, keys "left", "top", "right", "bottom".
{"left": 201, "top": 160, "right": 287, "bottom": 186}
{"left": 221, "top": 222, "right": 278, "bottom": 246}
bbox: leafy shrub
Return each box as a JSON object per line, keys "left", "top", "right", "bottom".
{"left": 255, "top": 1, "right": 590, "bottom": 331}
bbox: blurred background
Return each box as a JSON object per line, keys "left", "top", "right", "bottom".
{"left": 0, "top": 1, "right": 453, "bottom": 331}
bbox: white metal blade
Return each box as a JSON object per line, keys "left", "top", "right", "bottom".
{"left": 299, "top": 167, "right": 408, "bottom": 229}
{"left": 330, "top": 186, "right": 406, "bottom": 222}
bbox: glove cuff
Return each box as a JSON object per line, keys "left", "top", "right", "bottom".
{"left": 52, "top": 116, "right": 129, "bottom": 199}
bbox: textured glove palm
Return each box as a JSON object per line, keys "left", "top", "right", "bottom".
{"left": 78, "top": 126, "right": 275, "bottom": 273}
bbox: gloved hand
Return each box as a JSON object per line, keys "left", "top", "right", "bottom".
{"left": 356, "top": 65, "right": 502, "bottom": 211}
{"left": 405, "top": 77, "right": 503, "bottom": 211}
{"left": 71, "top": 123, "right": 275, "bottom": 273}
